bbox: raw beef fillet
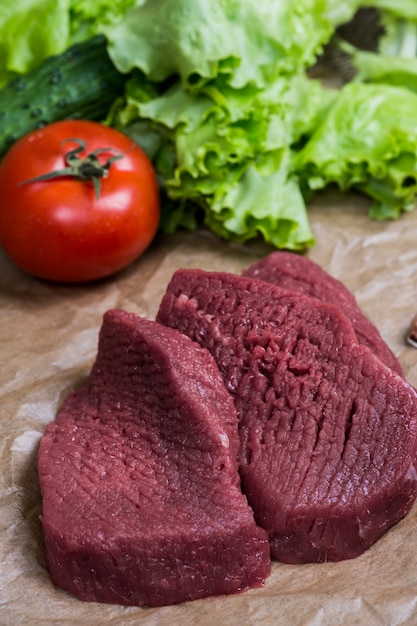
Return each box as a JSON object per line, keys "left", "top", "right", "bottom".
{"left": 38, "top": 310, "right": 270, "bottom": 607}
{"left": 157, "top": 269, "right": 417, "bottom": 564}
{"left": 243, "top": 251, "right": 403, "bottom": 376}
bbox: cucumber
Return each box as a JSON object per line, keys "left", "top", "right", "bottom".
{"left": 0, "top": 35, "right": 129, "bottom": 158}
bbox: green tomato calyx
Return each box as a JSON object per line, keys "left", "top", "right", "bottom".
{"left": 18, "top": 138, "right": 124, "bottom": 199}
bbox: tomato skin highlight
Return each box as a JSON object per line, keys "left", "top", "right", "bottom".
{"left": 0, "top": 120, "right": 160, "bottom": 282}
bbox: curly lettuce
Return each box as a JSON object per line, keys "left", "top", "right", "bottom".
{"left": 0, "top": 0, "right": 69, "bottom": 85}
{"left": 337, "top": 0, "right": 417, "bottom": 91}
{"left": 295, "top": 82, "right": 417, "bottom": 219}
{"left": 0, "top": 0, "right": 139, "bottom": 87}
{"left": 105, "top": 0, "right": 356, "bottom": 87}
{"left": 104, "top": 0, "right": 357, "bottom": 250}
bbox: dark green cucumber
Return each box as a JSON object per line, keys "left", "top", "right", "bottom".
{"left": 0, "top": 35, "right": 129, "bottom": 158}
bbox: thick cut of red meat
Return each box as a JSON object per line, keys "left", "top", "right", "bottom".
{"left": 157, "top": 269, "right": 417, "bottom": 564}
{"left": 243, "top": 251, "right": 403, "bottom": 376}
{"left": 38, "top": 310, "right": 270, "bottom": 607}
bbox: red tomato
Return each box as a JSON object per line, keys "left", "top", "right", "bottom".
{"left": 0, "top": 120, "right": 160, "bottom": 282}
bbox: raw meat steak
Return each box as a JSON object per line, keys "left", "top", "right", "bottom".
{"left": 157, "top": 269, "right": 417, "bottom": 563}
{"left": 243, "top": 251, "right": 403, "bottom": 376}
{"left": 38, "top": 310, "right": 270, "bottom": 607}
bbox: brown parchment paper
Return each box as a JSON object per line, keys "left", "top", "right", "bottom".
{"left": 2, "top": 189, "right": 417, "bottom": 626}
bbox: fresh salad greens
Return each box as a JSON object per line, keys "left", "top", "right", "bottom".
{"left": 102, "top": 0, "right": 360, "bottom": 249}
{"left": 3, "top": 0, "right": 417, "bottom": 250}
{"left": 0, "top": 0, "right": 138, "bottom": 87}
{"left": 340, "top": 2, "right": 417, "bottom": 91}
{"left": 295, "top": 82, "right": 417, "bottom": 220}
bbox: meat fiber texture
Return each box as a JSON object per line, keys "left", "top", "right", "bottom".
{"left": 37, "top": 310, "right": 270, "bottom": 607}
{"left": 157, "top": 269, "right": 417, "bottom": 564}
{"left": 243, "top": 251, "right": 403, "bottom": 377}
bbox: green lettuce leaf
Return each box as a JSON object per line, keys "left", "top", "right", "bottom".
{"left": 337, "top": 3, "right": 417, "bottom": 93}
{"left": 68, "top": 0, "right": 143, "bottom": 43}
{"left": 0, "top": 0, "right": 139, "bottom": 87}
{"left": 363, "top": 0, "right": 417, "bottom": 21}
{"left": 105, "top": 0, "right": 352, "bottom": 87}
{"left": 109, "top": 65, "right": 338, "bottom": 249}
{"left": 105, "top": 0, "right": 353, "bottom": 250}
{"left": 342, "top": 46, "right": 417, "bottom": 93}
{"left": 0, "top": 0, "right": 70, "bottom": 85}
{"left": 295, "top": 82, "right": 417, "bottom": 219}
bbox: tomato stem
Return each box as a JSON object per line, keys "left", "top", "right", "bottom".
{"left": 18, "top": 138, "right": 124, "bottom": 199}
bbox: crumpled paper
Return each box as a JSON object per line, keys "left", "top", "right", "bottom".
{"left": 2, "top": 189, "right": 417, "bottom": 626}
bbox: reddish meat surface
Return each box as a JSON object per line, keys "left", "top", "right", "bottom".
{"left": 157, "top": 269, "right": 417, "bottom": 563}
{"left": 38, "top": 310, "right": 270, "bottom": 607}
{"left": 243, "top": 251, "right": 403, "bottom": 376}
